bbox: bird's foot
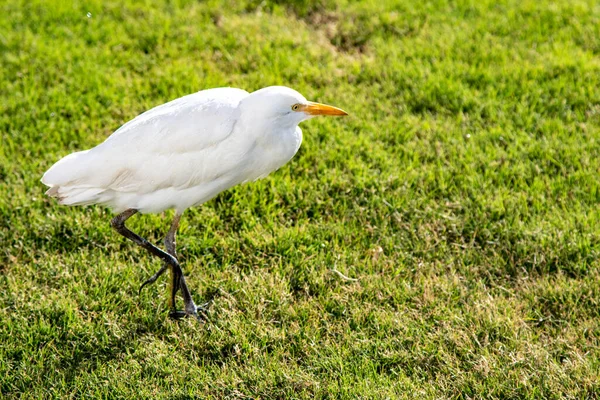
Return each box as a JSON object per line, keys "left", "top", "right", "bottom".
{"left": 138, "top": 265, "right": 169, "bottom": 294}
{"left": 169, "top": 301, "right": 211, "bottom": 322}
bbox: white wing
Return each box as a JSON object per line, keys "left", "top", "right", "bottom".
{"left": 42, "top": 87, "right": 249, "bottom": 207}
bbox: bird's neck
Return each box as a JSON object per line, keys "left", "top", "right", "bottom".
{"left": 260, "top": 123, "right": 302, "bottom": 155}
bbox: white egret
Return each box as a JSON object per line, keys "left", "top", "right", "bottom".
{"left": 42, "top": 86, "right": 348, "bottom": 320}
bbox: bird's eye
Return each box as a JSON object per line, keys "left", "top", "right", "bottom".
{"left": 291, "top": 104, "right": 301, "bottom": 111}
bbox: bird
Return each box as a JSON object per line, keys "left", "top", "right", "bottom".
{"left": 42, "top": 86, "right": 348, "bottom": 320}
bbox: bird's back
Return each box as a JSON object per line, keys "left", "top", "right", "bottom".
{"left": 42, "top": 87, "right": 250, "bottom": 212}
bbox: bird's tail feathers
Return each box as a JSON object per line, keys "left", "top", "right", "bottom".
{"left": 41, "top": 150, "right": 90, "bottom": 186}
{"left": 42, "top": 150, "right": 106, "bottom": 206}
{"left": 45, "top": 185, "right": 105, "bottom": 206}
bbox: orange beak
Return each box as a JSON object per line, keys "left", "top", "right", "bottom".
{"left": 300, "top": 102, "right": 348, "bottom": 116}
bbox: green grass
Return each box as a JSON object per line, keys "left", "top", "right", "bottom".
{"left": 2, "top": 0, "right": 600, "bottom": 397}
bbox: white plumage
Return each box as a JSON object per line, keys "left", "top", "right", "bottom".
{"left": 41, "top": 85, "right": 347, "bottom": 320}
{"left": 43, "top": 86, "right": 341, "bottom": 213}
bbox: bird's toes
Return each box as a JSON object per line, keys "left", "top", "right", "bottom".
{"left": 138, "top": 266, "right": 169, "bottom": 294}
{"left": 197, "top": 301, "right": 212, "bottom": 312}
{"left": 168, "top": 303, "right": 210, "bottom": 322}
{"left": 168, "top": 310, "right": 188, "bottom": 320}
{"left": 188, "top": 301, "right": 212, "bottom": 321}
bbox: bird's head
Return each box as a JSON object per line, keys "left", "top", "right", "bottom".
{"left": 241, "top": 86, "right": 348, "bottom": 128}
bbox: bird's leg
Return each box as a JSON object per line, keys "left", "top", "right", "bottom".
{"left": 164, "top": 213, "right": 181, "bottom": 310}
{"left": 162, "top": 212, "right": 211, "bottom": 320}
{"left": 110, "top": 209, "right": 202, "bottom": 321}
{"left": 152, "top": 212, "right": 194, "bottom": 316}
{"left": 138, "top": 213, "right": 182, "bottom": 295}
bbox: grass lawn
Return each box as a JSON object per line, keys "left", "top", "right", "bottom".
{"left": 2, "top": 0, "right": 600, "bottom": 397}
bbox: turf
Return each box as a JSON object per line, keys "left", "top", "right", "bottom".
{"left": 1, "top": 0, "right": 600, "bottom": 398}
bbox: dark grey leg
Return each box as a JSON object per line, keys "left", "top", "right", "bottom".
{"left": 138, "top": 213, "right": 181, "bottom": 296}
{"left": 138, "top": 212, "right": 180, "bottom": 306}
{"left": 110, "top": 209, "right": 202, "bottom": 320}
{"left": 165, "top": 214, "right": 181, "bottom": 310}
